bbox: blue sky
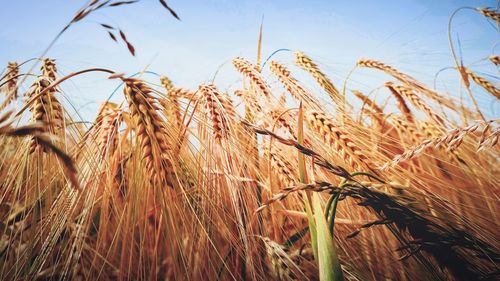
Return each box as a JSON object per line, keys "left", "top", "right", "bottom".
{"left": 0, "top": 0, "right": 498, "bottom": 120}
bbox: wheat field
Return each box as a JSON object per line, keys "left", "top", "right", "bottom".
{"left": 0, "top": 2, "right": 499, "bottom": 281}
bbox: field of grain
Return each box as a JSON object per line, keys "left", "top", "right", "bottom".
{"left": 0, "top": 1, "right": 499, "bottom": 280}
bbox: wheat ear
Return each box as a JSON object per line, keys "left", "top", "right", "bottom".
{"left": 29, "top": 59, "right": 64, "bottom": 153}
{"left": 352, "top": 90, "right": 383, "bottom": 115}
{"left": 305, "top": 110, "right": 373, "bottom": 170}
{"left": 232, "top": 57, "right": 272, "bottom": 100}
{"left": 477, "top": 8, "right": 500, "bottom": 24}
{"left": 384, "top": 82, "right": 414, "bottom": 123}
{"left": 96, "top": 102, "right": 123, "bottom": 157}
{"left": 463, "top": 67, "right": 500, "bottom": 100}
{"left": 159, "top": 76, "right": 183, "bottom": 128}
{"left": 199, "top": 83, "right": 229, "bottom": 142}
{"left": 382, "top": 120, "right": 498, "bottom": 169}
{"left": 357, "top": 58, "right": 464, "bottom": 114}
{"left": 294, "top": 51, "right": 341, "bottom": 104}
{"left": 123, "top": 78, "right": 172, "bottom": 186}
{"left": 265, "top": 148, "right": 297, "bottom": 187}
{"left": 489, "top": 55, "right": 500, "bottom": 65}
{"left": 385, "top": 82, "right": 444, "bottom": 127}
{"left": 260, "top": 236, "right": 308, "bottom": 280}
{"left": 269, "top": 61, "right": 322, "bottom": 110}
{"left": 0, "top": 62, "right": 20, "bottom": 108}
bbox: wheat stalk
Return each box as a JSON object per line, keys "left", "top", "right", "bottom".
{"left": 159, "top": 76, "right": 183, "bottom": 128}
{"left": 123, "top": 77, "right": 172, "bottom": 185}
{"left": 477, "top": 8, "right": 500, "bottom": 24}
{"left": 463, "top": 67, "right": 500, "bottom": 100}
{"left": 390, "top": 115, "right": 422, "bottom": 147}
{"left": 41, "top": 58, "right": 57, "bottom": 81}
{"left": 294, "top": 51, "right": 341, "bottom": 104}
{"left": 358, "top": 59, "right": 464, "bottom": 114}
{"left": 232, "top": 57, "right": 272, "bottom": 100}
{"left": 418, "top": 120, "right": 467, "bottom": 166}
{"left": 266, "top": 148, "right": 297, "bottom": 188}
{"left": 384, "top": 83, "right": 414, "bottom": 123}
{"left": 260, "top": 236, "right": 309, "bottom": 280}
{"left": 0, "top": 62, "right": 20, "bottom": 107}
{"left": 269, "top": 61, "right": 322, "bottom": 110}
{"left": 489, "top": 55, "right": 500, "bottom": 65}
{"left": 352, "top": 90, "right": 388, "bottom": 128}
{"left": 243, "top": 120, "right": 352, "bottom": 179}
{"left": 269, "top": 109, "right": 298, "bottom": 138}
{"left": 305, "top": 110, "right": 373, "bottom": 171}
{"left": 352, "top": 90, "right": 383, "bottom": 115}
{"left": 0, "top": 111, "right": 79, "bottom": 188}
{"left": 256, "top": 181, "right": 335, "bottom": 212}
{"left": 169, "top": 87, "right": 195, "bottom": 99}
{"left": 383, "top": 120, "right": 499, "bottom": 169}
{"left": 28, "top": 59, "right": 64, "bottom": 153}
{"left": 0, "top": 62, "right": 22, "bottom": 112}
{"left": 96, "top": 102, "right": 123, "bottom": 157}
{"left": 235, "top": 88, "right": 263, "bottom": 122}
{"left": 160, "top": 75, "right": 173, "bottom": 91}
{"left": 357, "top": 59, "right": 413, "bottom": 84}
{"left": 199, "top": 83, "right": 229, "bottom": 142}
{"left": 385, "top": 82, "right": 445, "bottom": 127}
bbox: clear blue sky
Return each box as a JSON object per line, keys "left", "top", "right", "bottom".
{"left": 0, "top": 0, "right": 498, "bottom": 120}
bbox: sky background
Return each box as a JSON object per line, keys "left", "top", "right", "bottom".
{"left": 0, "top": 0, "right": 498, "bottom": 121}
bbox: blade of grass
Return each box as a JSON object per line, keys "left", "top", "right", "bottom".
{"left": 297, "top": 101, "right": 318, "bottom": 261}
{"left": 313, "top": 192, "right": 344, "bottom": 281}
